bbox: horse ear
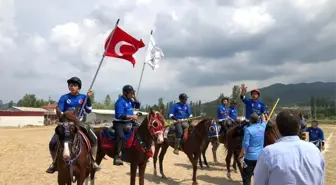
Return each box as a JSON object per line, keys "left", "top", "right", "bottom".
{"left": 149, "top": 108, "right": 155, "bottom": 115}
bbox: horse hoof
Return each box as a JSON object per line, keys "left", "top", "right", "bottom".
{"left": 206, "top": 165, "right": 210, "bottom": 168}
{"left": 154, "top": 170, "right": 157, "bottom": 176}
{"left": 161, "top": 174, "right": 167, "bottom": 179}
{"left": 192, "top": 181, "right": 198, "bottom": 185}
{"left": 234, "top": 169, "right": 238, "bottom": 173}
{"left": 227, "top": 172, "right": 232, "bottom": 180}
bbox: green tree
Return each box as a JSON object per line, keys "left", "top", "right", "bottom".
{"left": 17, "top": 94, "right": 38, "bottom": 107}
{"left": 8, "top": 101, "right": 14, "bottom": 108}
{"left": 231, "top": 85, "right": 244, "bottom": 116}
{"left": 104, "top": 94, "right": 112, "bottom": 108}
{"left": 90, "top": 91, "right": 96, "bottom": 104}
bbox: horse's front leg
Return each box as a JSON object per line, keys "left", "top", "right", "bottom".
{"left": 233, "top": 150, "right": 243, "bottom": 177}
{"left": 138, "top": 162, "right": 147, "bottom": 185}
{"left": 159, "top": 143, "right": 169, "bottom": 179}
{"left": 153, "top": 144, "right": 160, "bottom": 176}
{"left": 187, "top": 153, "right": 199, "bottom": 185}
{"left": 130, "top": 162, "right": 137, "bottom": 185}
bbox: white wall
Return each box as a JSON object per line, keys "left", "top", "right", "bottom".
{"left": 0, "top": 116, "right": 44, "bottom": 127}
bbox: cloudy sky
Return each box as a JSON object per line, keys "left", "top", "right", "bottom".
{"left": 0, "top": 0, "right": 335, "bottom": 104}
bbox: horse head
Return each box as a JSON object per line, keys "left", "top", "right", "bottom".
{"left": 55, "top": 107, "right": 81, "bottom": 160}
{"left": 264, "top": 120, "right": 281, "bottom": 146}
{"left": 55, "top": 122, "right": 80, "bottom": 160}
{"left": 193, "top": 118, "right": 213, "bottom": 139}
{"left": 145, "top": 108, "right": 165, "bottom": 144}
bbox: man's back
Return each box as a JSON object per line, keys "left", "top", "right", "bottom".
{"left": 254, "top": 136, "right": 325, "bottom": 185}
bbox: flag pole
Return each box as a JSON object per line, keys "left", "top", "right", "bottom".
{"left": 136, "top": 30, "right": 153, "bottom": 97}
{"left": 79, "top": 18, "right": 120, "bottom": 119}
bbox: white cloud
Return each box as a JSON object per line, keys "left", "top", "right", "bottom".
{"left": 0, "top": 0, "right": 335, "bottom": 105}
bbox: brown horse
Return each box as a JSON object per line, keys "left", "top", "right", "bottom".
{"left": 54, "top": 108, "right": 95, "bottom": 185}
{"left": 225, "top": 120, "right": 280, "bottom": 179}
{"left": 200, "top": 119, "right": 239, "bottom": 170}
{"left": 153, "top": 118, "right": 213, "bottom": 185}
{"left": 91, "top": 109, "right": 165, "bottom": 185}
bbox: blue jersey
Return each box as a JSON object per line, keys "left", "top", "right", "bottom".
{"left": 242, "top": 121, "right": 267, "bottom": 160}
{"left": 241, "top": 96, "right": 266, "bottom": 120}
{"left": 114, "top": 96, "right": 140, "bottom": 121}
{"left": 306, "top": 127, "right": 325, "bottom": 142}
{"left": 228, "top": 106, "right": 238, "bottom": 121}
{"left": 58, "top": 93, "right": 92, "bottom": 120}
{"left": 168, "top": 102, "right": 192, "bottom": 120}
{"left": 217, "top": 104, "right": 228, "bottom": 120}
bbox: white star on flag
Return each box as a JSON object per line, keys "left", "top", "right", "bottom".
{"left": 145, "top": 34, "right": 164, "bottom": 71}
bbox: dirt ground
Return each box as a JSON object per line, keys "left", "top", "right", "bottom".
{"left": 0, "top": 124, "right": 334, "bottom": 185}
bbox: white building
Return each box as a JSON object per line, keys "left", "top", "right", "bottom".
{"left": 0, "top": 109, "right": 45, "bottom": 127}
{"left": 86, "top": 109, "right": 148, "bottom": 124}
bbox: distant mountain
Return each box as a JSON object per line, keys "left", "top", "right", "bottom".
{"left": 0, "top": 102, "right": 16, "bottom": 110}
{"left": 255, "top": 82, "right": 336, "bottom": 106}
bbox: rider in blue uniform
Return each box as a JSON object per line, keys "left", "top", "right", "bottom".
{"left": 168, "top": 93, "right": 192, "bottom": 155}
{"left": 306, "top": 120, "right": 325, "bottom": 151}
{"left": 228, "top": 99, "right": 238, "bottom": 121}
{"left": 240, "top": 85, "right": 267, "bottom": 124}
{"left": 112, "top": 85, "right": 140, "bottom": 165}
{"left": 46, "top": 77, "right": 100, "bottom": 173}
{"left": 217, "top": 97, "right": 229, "bottom": 134}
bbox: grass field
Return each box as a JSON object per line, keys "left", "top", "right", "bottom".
{"left": 0, "top": 122, "right": 334, "bottom": 185}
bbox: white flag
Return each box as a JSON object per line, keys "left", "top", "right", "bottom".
{"left": 145, "top": 34, "right": 164, "bottom": 71}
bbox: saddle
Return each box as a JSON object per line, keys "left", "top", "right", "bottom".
{"left": 166, "top": 122, "right": 190, "bottom": 141}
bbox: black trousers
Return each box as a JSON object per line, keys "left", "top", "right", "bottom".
{"left": 113, "top": 122, "right": 126, "bottom": 139}
{"left": 242, "top": 159, "right": 257, "bottom": 185}
{"left": 175, "top": 122, "right": 183, "bottom": 138}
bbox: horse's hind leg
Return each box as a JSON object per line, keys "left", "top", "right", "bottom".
{"left": 202, "top": 140, "right": 210, "bottom": 168}
{"left": 211, "top": 141, "right": 219, "bottom": 164}
{"left": 225, "top": 149, "right": 233, "bottom": 180}
{"left": 153, "top": 144, "right": 161, "bottom": 176}
{"left": 159, "top": 143, "right": 169, "bottom": 179}
{"left": 232, "top": 154, "right": 238, "bottom": 173}
{"left": 89, "top": 151, "right": 105, "bottom": 185}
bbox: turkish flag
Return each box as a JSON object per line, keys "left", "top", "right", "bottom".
{"left": 104, "top": 26, "right": 145, "bottom": 67}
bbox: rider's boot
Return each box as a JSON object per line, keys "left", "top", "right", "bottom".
{"left": 113, "top": 139, "right": 124, "bottom": 166}
{"left": 91, "top": 145, "right": 101, "bottom": 171}
{"left": 46, "top": 150, "right": 57, "bottom": 173}
{"left": 173, "top": 138, "right": 181, "bottom": 155}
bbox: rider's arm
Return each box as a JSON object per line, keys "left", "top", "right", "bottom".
{"left": 240, "top": 95, "right": 250, "bottom": 104}
{"left": 84, "top": 96, "right": 92, "bottom": 114}
{"left": 319, "top": 128, "right": 325, "bottom": 146}
{"left": 168, "top": 105, "right": 178, "bottom": 120}
{"left": 253, "top": 151, "right": 270, "bottom": 185}
{"left": 219, "top": 105, "right": 227, "bottom": 115}
{"left": 115, "top": 100, "right": 127, "bottom": 120}
{"left": 57, "top": 95, "right": 67, "bottom": 113}
{"left": 131, "top": 98, "right": 141, "bottom": 109}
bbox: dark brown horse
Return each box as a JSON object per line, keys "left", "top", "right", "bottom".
{"left": 91, "top": 109, "right": 165, "bottom": 185}
{"left": 225, "top": 120, "right": 280, "bottom": 179}
{"left": 153, "top": 118, "right": 213, "bottom": 185}
{"left": 200, "top": 119, "right": 240, "bottom": 170}
{"left": 54, "top": 108, "right": 95, "bottom": 185}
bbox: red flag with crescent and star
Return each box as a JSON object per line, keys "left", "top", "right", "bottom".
{"left": 104, "top": 26, "right": 145, "bottom": 67}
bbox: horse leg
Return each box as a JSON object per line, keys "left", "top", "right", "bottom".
{"left": 187, "top": 153, "right": 199, "bottom": 185}
{"left": 89, "top": 150, "right": 105, "bottom": 185}
{"left": 225, "top": 149, "right": 233, "bottom": 180}
{"left": 130, "top": 162, "right": 137, "bottom": 185}
{"left": 232, "top": 154, "right": 238, "bottom": 173}
{"left": 153, "top": 144, "right": 160, "bottom": 176}
{"left": 198, "top": 153, "right": 203, "bottom": 168}
{"left": 201, "top": 140, "right": 210, "bottom": 168}
{"left": 212, "top": 141, "right": 219, "bottom": 164}
{"left": 159, "top": 143, "right": 169, "bottom": 179}
{"left": 77, "top": 169, "right": 87, "bottom": 185}
{"left": 138, "top": 162, "right": 147, "bottom": 185}
{"left": 233, "top": 150, "right": 243, "bottom": 177}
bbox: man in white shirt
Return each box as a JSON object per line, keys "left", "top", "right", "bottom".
{"left": 254, "top": 110, "right": 325, "bottom": 185}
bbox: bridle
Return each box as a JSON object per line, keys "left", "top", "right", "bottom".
{"left": 147, "top": 111, "right": 164, "bottom": 138}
